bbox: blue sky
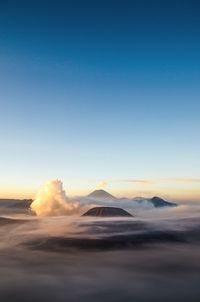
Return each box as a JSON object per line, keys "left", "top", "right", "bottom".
{"left": 0, "top": 0, "right": 200, "bottom": 199}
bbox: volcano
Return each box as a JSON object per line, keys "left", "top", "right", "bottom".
{"left": 132, "top": 196, "right": 177, "bottom": 208}
{"left": 150, "top": 196, "right": 177, "bottom": 207}
{"left": 87, "top": 190, "right": 116, "bottom": 200}
{"left": 82, "top": 206, "right": 133, "bottom": 217}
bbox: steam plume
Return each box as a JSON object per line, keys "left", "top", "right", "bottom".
{"left": 31, "top": 180, "right": 79, "bottom": 216}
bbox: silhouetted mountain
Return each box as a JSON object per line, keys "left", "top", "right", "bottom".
{"left": 150, "top": 196, "right": 177, "bottom": 207}
{"left": 132, "top": 196, "right": 177, "bottom": 208}
{"left": 82, "top": 206, "right": 132, "bottom": 217}
{"left": 87, "top": 190, "right": 116, "bottom": 200}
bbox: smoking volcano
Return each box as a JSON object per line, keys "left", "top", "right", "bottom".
{"left": 31, "top": 180, "right": 79, "bottom": 216}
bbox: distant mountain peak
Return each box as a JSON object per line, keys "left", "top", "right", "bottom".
{"left": 87, "top": 190, "right": 116, "bottom": 200}
{"left": 150, "top": 196, "right": 177, "bottom": 207}
{"left": 151, "top": 196, "right": 163, "bottom": 201}
{"left": 132, "top": 196, "right": 177, "bottom": 208}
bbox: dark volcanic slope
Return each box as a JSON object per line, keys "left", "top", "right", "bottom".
{"left": 82, "top": 206, "right": 133, "bottom": 217}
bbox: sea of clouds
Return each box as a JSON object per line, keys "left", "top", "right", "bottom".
{"left": 1, "top": 180, "right": 200, "bottom": 301}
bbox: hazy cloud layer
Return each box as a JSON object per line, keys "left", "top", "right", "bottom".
{"left": 1, "top": 207, "right": 200, "bottom": 301}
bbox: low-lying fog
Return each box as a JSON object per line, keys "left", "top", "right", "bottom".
{"left": 1, "top": 202, "right": 200, "bottom": 302}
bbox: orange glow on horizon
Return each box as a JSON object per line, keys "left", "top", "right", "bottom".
{"left": 0, "top": 180, "right": 200, "bottom": 202}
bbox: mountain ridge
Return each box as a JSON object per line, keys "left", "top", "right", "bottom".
{"left": 132, "top": 196, "right": 177, "bottom": 208}
{"left": 86, "top": 190, "right": 177, "bottom": 208}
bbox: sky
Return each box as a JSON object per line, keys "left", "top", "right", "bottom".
{"left": 0, "top": 0, "right": 200, "bottom": 200}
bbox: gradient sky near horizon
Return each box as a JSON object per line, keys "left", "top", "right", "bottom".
{"left": 0, "top": 0, "right": 200, "bottom": 200}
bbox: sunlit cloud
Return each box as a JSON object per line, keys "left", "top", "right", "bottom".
{"left": 31, "top": 179, "right": 80, "bottom": 216}
{"left": 97, "top": 179, "right": 153, "bottom": 188}
{"left": 96, "top": 181, "right": 108, "bottom": 188}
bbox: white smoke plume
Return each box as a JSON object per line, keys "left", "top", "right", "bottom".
{"left": 31, "top": 180, "right": 79, "bottom": 216}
